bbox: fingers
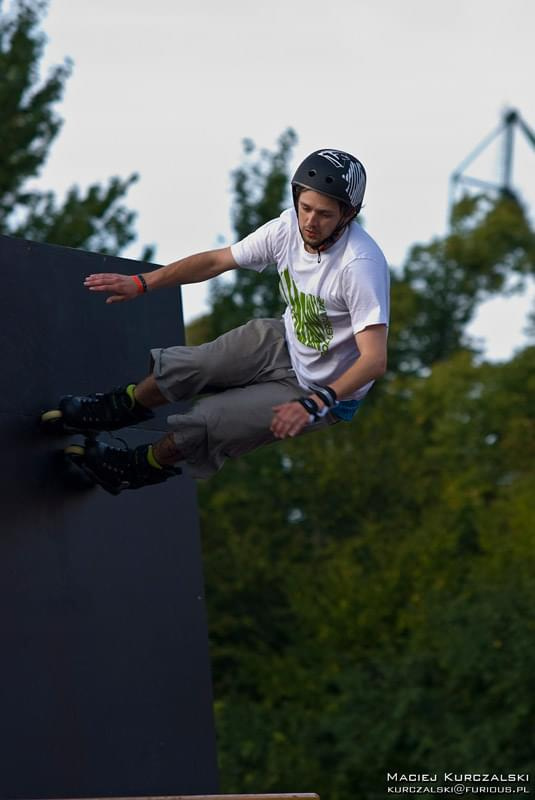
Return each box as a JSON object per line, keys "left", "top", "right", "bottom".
{"left": 270, "top": 403, "right": 308, "bottom": 439}
{"left": 84, "top": 273, "right": 137, "bottom": 302}
{"left": 271, "top": 418, "right": 305, "bottom": 438}
{"left": 84, "top": 273, "right": 120, "bottom": 290}
{"left": 84, "top": 275, "right": 123, "bottom": 290}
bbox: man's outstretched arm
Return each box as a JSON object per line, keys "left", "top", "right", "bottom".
{"left": 84, "top": 246, "right": 238, "bottom": 304}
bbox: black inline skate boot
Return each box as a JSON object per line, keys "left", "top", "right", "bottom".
{"left": 65, "top": 438, "right": 182, "bottom": 495}
{"left": 42, "top": 383, "right": 154, "bottom": 434}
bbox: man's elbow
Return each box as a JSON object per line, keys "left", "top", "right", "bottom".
{"left": 370, "top": 354, "right": 387, "bottom": 379}
{"left": 375, "top": 361, "right": 387, "bottom": 379}
{"left": 209, "top": 246, "right": 238, "bottom": 278}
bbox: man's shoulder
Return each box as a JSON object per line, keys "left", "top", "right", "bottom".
{"left": 276, "top": 207, "right": 297, "bottom": 233}
{"left": 345, "top": 221, "right": 387, "bottom": 265}
{"left": 251, "top": 207, "right": 295, "bottom": 239}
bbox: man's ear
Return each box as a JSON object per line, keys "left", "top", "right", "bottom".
{"left": 342, "top": 207, "right": 358, "bottom": 224}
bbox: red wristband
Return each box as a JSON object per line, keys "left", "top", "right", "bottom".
{"left": 132, "top": 275, "right": 147, "bottom": 294}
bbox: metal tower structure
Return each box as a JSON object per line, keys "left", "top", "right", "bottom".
{"left": 449, "top": 108, "right": 535, "bottom": 222}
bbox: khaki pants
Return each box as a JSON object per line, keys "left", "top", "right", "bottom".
{"left": 150, "top": 318, "right": 338, "bottom": 478}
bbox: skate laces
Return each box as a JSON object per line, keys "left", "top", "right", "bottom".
{"left": 104, "top": 436, "right": 159, "bottom": 477}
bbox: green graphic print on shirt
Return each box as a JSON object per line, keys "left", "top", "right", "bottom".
{"left": 280, "top": 267, "right": 334, "bottom": 353}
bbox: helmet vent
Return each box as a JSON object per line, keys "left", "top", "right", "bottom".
{"left": 292, "top": 149, "right": 366, "bottom": 211}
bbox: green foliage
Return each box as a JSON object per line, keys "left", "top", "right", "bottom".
{"left": 388, "top": 194, "right": 535, "bottom": 374}
{"left": 193, "top": 138, "right": 535, "bottom": 798}
{"left": 0, "top": 0, "right": 151, "bottom": 257}
{"left": 201, "top": 349, "right": 535, "bottom": 798}
{"left": 203, "top": 128, "right": 297, "bottom": 339}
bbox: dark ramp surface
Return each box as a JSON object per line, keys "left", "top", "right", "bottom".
{"left": 0, "top": 236, "right": 218, "bottom": 799}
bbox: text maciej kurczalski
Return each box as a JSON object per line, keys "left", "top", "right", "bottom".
{"left": 388, "top": 776, "right": 530, "bottom": 784}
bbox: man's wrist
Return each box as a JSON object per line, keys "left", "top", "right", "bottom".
{"left": 132, "top": 273, "right": 148, "bottom": 294}
{"left": 294, "top": 395, "right": 331, "bottom": 423}
{"left": 143, "top": 268, "right": 164, "bottom": 292}
{"left": 309, "top": 392, "right": 325, "bottom": 409}
{"left": 311, "top": 385, "right": 338, "bottom": 409}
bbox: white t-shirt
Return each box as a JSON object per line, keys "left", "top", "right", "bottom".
{"left": 230, "top": 208, "right": 390, "bottom": 401}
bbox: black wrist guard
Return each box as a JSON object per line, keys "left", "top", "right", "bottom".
{"left": 312, "top": 385, "right": 339, "bottom": 409}
{"left": 294, "top": 396, "right": 330, "bottom": 423}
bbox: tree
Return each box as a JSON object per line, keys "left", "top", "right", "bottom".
{"left": 0, "top": 0, "right": 152, "bottom": 257}
{"left": 388, "top": 193, "right": 535, "bottom": 374}
{"left": 179, "top": 122, "right": 535, "bottom": 796}
{"left": 204, "top": 347, "right": 535, "bottom": 799}
{"left": 188, "top": 128, "right": 297, "bottom": 343}
{"left": 196, "top": 183, "right": 535, "bottom": 797}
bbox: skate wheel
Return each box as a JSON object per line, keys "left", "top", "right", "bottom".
{"left": 40, "top": 409, "right": 65, "bottom": 432}
{"left": 60, "top": 445, "right": 95, "bottom": 490}
{"left": 64, "top": 444, "right": 85, "bottom": 457}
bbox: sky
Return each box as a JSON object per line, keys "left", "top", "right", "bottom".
{"left": 20, "top": 0, "right": 535, "bottom": 359}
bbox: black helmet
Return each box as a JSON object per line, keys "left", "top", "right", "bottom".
{"left": 292, "top": 149, "right": 366, "bottom": 212}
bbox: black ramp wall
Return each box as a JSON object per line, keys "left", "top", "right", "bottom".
{"left": 0, "top": 236, "right": 219, "bottom": 799}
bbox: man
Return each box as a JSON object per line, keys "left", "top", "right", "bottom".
{"left": 58, "top": 149, "right": 389, "bottom": 491}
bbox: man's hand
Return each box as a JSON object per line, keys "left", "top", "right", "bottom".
{"left": 270, "top": 400, "right": 314, "bottom": 439}
{"left": 84, "top": 273, "right": 142, "bottom": 304}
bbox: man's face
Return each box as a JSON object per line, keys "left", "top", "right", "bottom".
{"left": 297, "top": 189, "right": 346, "bottom": 251}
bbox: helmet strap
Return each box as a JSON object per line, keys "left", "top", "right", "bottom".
{"left": 299, "top": 209, "right": 356, "bottom": 260}
{"left": 292, "top": 185, "right": 357, "bottom": 258}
